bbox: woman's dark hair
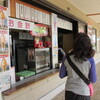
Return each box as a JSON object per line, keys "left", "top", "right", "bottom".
{"left": 72, "top": 33, "right": 95, "bottom": 62}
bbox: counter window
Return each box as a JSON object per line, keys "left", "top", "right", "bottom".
{"left": 10, "top": 29, "right": 51, "bottom": 81}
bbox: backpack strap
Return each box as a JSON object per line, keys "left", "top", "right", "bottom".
{"left": 66, "top": 54, "right": 90, "bottom": 85}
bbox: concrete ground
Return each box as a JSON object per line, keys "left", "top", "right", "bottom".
{"left": 52, "top": 62, "right": 100, "bottom": 100}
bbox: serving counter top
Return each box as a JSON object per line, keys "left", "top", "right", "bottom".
{"left": 2, "top": 69, "right": 59, "bottom": 96}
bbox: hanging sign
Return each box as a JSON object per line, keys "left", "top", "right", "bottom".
{"left": 0, "top": 5, "right": 11, "bottom": 92}
{"left": 30, "top": 24, "right": 48, "bottom": 36}
{"left": 51, "top": 13, "right": 58, "bottom": 68}
{"left": 9, "top": 17, "right": 34, "bottom": 30}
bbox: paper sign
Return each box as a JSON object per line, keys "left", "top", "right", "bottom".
{"left": 42, "top": 12, "right": 46, "bottom": 24}
{"left": 37, "top": 11, "right": 42, "bottom": 23}
{"left": 0, "top": 71, "right": 11, "bottom": 92}
{"left": 19, "top": 4, "right": 24, "bottom": 19}
{"left": 24, "top": 6, "right": 31, "bottom": 21}
{"left": 16, "top": 3, "right": 19, "bottom": 18}
{"left": 31, "top": 8, "right": 35, "bottom": 22}
{"left": 0, "top": 92, "right": 3, "bottom": 100}
{"left": 34, "top": 9, "right": 38, "bottom": 22}
{"left": 10, "top": 67, "right": 15, "bottom": 85}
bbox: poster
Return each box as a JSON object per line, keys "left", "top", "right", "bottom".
{"left": 51, "top": 13, "right": 58, "bottom": 68}
{"left": 0, "top": 57, "right": 9, "bottom": 72}
{"left": 0, "top": 5, "right": 11, "bottom": 92}
{"left": 0, "top": 6, "right": 8, "bottom": 30}
{"left": 0, "top": 30, "right": 9, "bottom": 56}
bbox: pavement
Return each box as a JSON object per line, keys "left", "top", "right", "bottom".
{"left": 52, "top": 62, "right": 100, "bottom": 100}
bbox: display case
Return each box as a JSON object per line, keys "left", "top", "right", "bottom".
{"left": 35, "top": 48, "right": 50, "bottom": 73}
{"left": 10, "top": 31, "right": 51, "bottom": 81}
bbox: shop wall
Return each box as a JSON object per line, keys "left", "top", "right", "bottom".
{"left": 0, "top": 1, "right": 4, "bottom": 6}
{"left": 46, "top": 0, "right": 99, "bottom": 28}
{"left": 3, "top": 73, "right": 66, "bottom": 100}
{"left": 47, "top": 0, "right": 100, "bottom": 58}
{"left": 1, "top": 1, "right": 100, "bottom": 100}
{"left": 46, "top": 0, "right": 100, "bottom": 34}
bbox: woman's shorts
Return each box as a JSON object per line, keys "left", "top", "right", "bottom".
{"left": 65, "top": 91, "right": 90, "bottom": 100}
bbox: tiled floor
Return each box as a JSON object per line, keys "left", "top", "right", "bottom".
{"left": 52, "top": 62, "right": 100, "bottom": 100}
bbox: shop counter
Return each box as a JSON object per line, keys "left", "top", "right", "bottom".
{"left": 2, "top": 69, "right": 67, "bottom": 100}
{"left": 2, "top": 69, "right": 59, "bottom": 96}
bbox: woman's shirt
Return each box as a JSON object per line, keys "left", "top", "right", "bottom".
{"left": 61, "top": 55, "right": 97, "bottom": 96}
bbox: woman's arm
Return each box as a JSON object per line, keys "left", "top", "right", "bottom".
{"left": 88, "top": 58, "right": 97, "bottom": 83}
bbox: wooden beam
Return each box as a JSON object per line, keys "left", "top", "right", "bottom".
{"left": 87, "top": 13, "right": 100, "bottom": 16}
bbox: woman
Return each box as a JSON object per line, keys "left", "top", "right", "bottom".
{"left": 59, "top": 33, "right": 97, "bottom": 100}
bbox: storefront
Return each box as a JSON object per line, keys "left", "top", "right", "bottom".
{"left": 9, "top": 18, "right": 52, "bottom": 81}
{"left": 8, "top": 0, "right": 53, "bottom": 81}
{"left": 0, "top": 0, "right": 99, "bottom": 100}
{"left": 0, "top": 1, "right": 57, "bottom": 100}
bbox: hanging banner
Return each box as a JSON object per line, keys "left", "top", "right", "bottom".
{"left": 0, "top": 5, "right": 11, "bottom": 92}
{"left": 51, "top": 13, "right": 58, "bottom": 68}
